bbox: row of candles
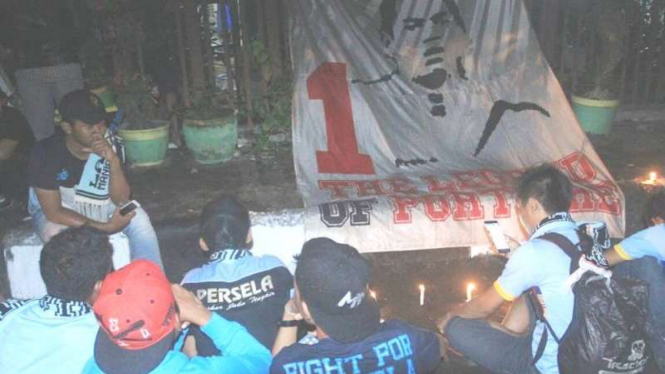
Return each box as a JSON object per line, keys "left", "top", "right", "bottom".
{"left": 369, "top": 282, "right": 477, "bottom": 306}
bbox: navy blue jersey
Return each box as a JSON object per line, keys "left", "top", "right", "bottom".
{"left": 182, "top": 249, "right": 293, "bottom": 350}
{"left": 271, "top": 320, "right": 441, "bottom": 374}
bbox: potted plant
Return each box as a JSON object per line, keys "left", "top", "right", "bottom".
{"left": 115, "top": 77, "right": 170, "bottom": 167}
{"left": 182, "top": 91, "right": 237, "bottom": 165}
{"left": 571, "top": 0, "right": 631, "bottom": 135}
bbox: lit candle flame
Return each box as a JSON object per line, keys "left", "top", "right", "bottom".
{"left": 370, "top": 290, "right": 377, "bottom": 299}
{"left": 466, "top": 282, "right": 477, "bottom": 302}
{"left": 650, "top": 171, "right": 657, "bottom": 182}
{"left": 418, "top": 284, "right": 425, "bottom": 306}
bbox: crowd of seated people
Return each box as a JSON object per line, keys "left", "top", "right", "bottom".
{"left": 0, "top": 90, "right": 664, "bottom": 374}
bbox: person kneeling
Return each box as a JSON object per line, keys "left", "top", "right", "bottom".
{"left": 438, "top": 164, "right": 578, "bottom": 374}
{"left": 271, "top": 238, "right": 443, "bottom": 374}
{"left": 181, "top": 195, "right": 293, "bottom": 354}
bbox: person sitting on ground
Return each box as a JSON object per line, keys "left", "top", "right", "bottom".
{"left": 271, "top": 237, "right": 442, "bottom": 374}
{"left": 83, "top": 260, "right": 272, "bottom": 374}
{"left": 181, "top": 195, "right": 293, "bottom": 353}
{"left": 27, "top": 89, "right": 162, "bottom": 267}
{"left": 0, "top": 88, "right": 34, "bottom": 210}
{"left": 0, "top": 226, "right": 113, "bottom": 374}
{"left": 437, "top": 164, "right": 578, "bottom": 374}
{"left": 604, "top": 191, "right": 665, "bottom": 371}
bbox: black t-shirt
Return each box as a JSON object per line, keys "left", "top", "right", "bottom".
{"left": 182, "top": 253, "right": 294, "bottom": 350}
{"left": 271, "top": 320, "right": 441, "bottom": 374}
{"left": 27, "top": 134, "right": 86, "bottom": 191}
{"left": 0, "top": 105, "right": 34, "bottom": 157}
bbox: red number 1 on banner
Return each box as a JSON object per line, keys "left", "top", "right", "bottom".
{"left": 307, "top": 62, "right": 375, "bottom": 175}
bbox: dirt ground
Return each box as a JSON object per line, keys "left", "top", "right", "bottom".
{"left": 1, "top": 111, "right": 664, "bottom": 373}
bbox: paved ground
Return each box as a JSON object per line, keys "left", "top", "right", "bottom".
{"left": 1, "top": 112, "right": 663, "bottom": 373}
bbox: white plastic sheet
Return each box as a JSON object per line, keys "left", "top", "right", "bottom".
{"left": 290, "top": 0, "right": 624, "bottom": 252}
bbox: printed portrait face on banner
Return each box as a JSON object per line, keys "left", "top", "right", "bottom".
{"left": 290, "top": 0, "right": 624, "bottom": 252}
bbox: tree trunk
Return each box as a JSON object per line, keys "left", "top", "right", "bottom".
{"left": 229, "top": 0, "right": 244, "bottom": 104}
{"left": 174, "top": 0, "right": 191, "bottom": 106}
{"left": 264, "top": 0, "right": 283, "bottom": 79}
{"left": 183, "top": 0, "right": 206, "bottom": 101}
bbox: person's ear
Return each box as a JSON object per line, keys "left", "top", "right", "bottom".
{"left": 88, "top": 280, "right": 104, "bottom": 304}
{"left": 299, "top": 300, "right": 314, "bottom": 323}
{"left": 61, "top": 121, "right": 73, "bottom": 134}
{"left": 199, "top": 238, "right": 210, "bottom": 252}
{"left": 527, "top": 198, "right": 542, "bottom": 215}
{"left": 246, "top": 230, "right": 253, "bottom": 245}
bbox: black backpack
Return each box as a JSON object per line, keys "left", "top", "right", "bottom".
{"left": 528, "top": 232, "right": 651, "bottom": 374}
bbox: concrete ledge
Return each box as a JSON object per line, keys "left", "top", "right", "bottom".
{"left": 615, "top": 107, "right": 665, "bottom": 123}
{"left": 2, "top": 223, "right": 131, "bottom": 300}
{"left": 1, "top": 209, "right": 307, "bottom": 300}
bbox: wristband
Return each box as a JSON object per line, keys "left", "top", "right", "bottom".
{"left": 277, "top": 319, "right": 301, "bottom": 328}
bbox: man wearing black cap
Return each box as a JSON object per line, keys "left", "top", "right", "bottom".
{"left": 26, "top": 89, "right": 162, "bottom": 267}
{"left": 271, "top": 238, "right": 442, "bottom": 374}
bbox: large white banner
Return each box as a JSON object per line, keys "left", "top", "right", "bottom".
{"left": 290, "top": 0, "right": 624, "bottom": 252}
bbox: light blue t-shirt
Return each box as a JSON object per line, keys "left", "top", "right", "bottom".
{"left": 83, "top": 313, "right": 272, "bottom": 374}
{"left": 615, "top": 224, "right": 665, "bottom": 262}
{"left": 494, "top": 215, "right": 578, "bottom": 374}
{"left": 0, "top": 296, "right": 98, "bottom": 374}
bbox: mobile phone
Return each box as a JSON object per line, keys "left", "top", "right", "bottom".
{"left": 119, "top": 200, "right": 140, "bottom": 216}
{"left": 484, "top": 220, "right": 510, "bottom": 254}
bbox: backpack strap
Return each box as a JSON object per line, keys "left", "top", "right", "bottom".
{"left": 528, "top": 288, "right": 561, "bottom": 365}
{"left": 538, "top": 232, "right": 582, "bottom": 274}
{"left": 528, "top": 233, "right": 577, "bottom": 366}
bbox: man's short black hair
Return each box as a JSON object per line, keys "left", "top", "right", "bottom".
{"left": 40, "top": 226, "right": 113, "bottom": 301}
{"left": 200, "top": 195, "right": 251, "bottom": 251}
{"left": 516, "top": 164, "right": 573, "bottom": 215}
{"left": 642, "top": 191, "right": 665, "bottom": 227}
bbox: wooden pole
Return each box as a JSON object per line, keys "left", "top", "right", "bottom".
{"left": 238, "top": 0, "right": 254, "bottom": 130}
{"left": 264, "top": 0, "right": 283, "bottom": 79}
{"left": 202, "top": 1, "right": 215, "bottom": 89}
{"left": 174, "top": 0, "right": 191, "bottom": 107}
{"left": 184, "top": 0, "right": 206, "bottom": 101}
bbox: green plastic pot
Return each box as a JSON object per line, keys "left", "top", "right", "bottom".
{"left": 118, "top": 121, "right": 170, "bottom": 167}
{"left": 183, "top": 114, "right": 238, "bottom": 165}
{"left": 571, "top": 96, "right": 620, "bottom": 135}
{"left": 90, "top": 85, "right": 118, "bottom": 113}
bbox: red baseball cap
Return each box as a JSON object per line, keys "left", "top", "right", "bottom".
{"left": 93, "top": 260, "right": 176, "bottom": 374}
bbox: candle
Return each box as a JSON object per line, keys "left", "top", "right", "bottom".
{"left": 370, "top": 290, "right": 377, "bottom": 300}
{"left": 466, "top": 282, "right": 477, "bottom": 302}
{"left": 418, "top": 284, "right": 425, "bottom": 306}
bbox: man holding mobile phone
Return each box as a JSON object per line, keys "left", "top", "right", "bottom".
{"left": 26, "top": 90, "right": 163, "bottom": 268}
{"left": 438, "top": 164, "right": 579, "bottom": 374}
